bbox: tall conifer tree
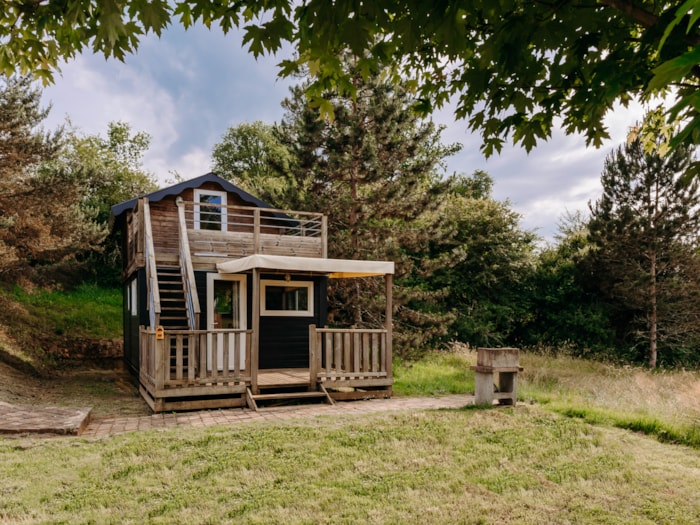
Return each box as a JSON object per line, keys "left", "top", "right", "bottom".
{"left": 588, "top": 127, "right": 700, "bottom": 368}
{"left": 275, "top": 56, "right": 460, "bottom": 351}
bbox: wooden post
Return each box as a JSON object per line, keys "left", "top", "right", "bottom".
{"left": 253, "top": 208, "right": 261, "bottom": 254}
{"left": 155, "top": 334, "right": 165, "bottom": 391}
{"left": 309, "top": 324, "right": 318, "bottom": 391}
{"left": 321, "top": 215, "right": 328, "bottom": 258}
{"left": 385, "top": 274, "right": 393, "bottom": 381}
{"left": 251, "top": 267, "right": 260, "bottom": 394}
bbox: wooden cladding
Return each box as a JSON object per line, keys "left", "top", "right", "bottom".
{"left": 123, "top": 196, "right": 327, "bottom": 272}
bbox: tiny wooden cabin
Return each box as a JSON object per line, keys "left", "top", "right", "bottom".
{"left": 110, "top": 173, "right": 394, "bottom": 412}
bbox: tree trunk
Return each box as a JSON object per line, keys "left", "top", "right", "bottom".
{"left": 649, "top": 250, "right": 658, "bottom": 369}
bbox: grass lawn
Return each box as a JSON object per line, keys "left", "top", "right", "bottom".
{"left": 2, "top": 407, "right": 700, "bottom": 524}
{"left": 1, "top": 302, "right": 700, "bottom": 524}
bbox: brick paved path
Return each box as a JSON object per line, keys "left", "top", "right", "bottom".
{"left": 0, "top": 395, "right": 474, "bottom": 437}
{"left": 83, "top": 395, "right": 474, "bottom": 437}
{"left": 83, "top": 395, "right": 473, "bottom": 437}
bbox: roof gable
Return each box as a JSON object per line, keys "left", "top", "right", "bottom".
{"left": 110, "top": 172, "right": 274, "bottom": 221}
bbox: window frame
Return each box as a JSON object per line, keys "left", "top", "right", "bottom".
{"left": 261, "top": 279, "right": 314, "bottom": 317}
{"left": 194, "top": 189, "right": 228, "bottom": 231}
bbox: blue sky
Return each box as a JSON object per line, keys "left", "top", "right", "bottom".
{"left": 41, "top": 23, "right": 646, "bottom": 242}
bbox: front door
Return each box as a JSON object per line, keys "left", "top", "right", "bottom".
{"left": 207, "top": 274, "right": 247, "bottom": 370}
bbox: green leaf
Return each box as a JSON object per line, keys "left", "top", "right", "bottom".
{"left": 648, "top": 46, "right": 700, "bottom": 92}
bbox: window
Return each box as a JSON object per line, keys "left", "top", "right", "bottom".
{"left": 261, "top": 280, "right": 314, "bottom": 317}
{"left": 129, "top": 278, "right": 137, "bottom": 316}
{"left": 194, "top": 189, "right": 227, "bottom": 231}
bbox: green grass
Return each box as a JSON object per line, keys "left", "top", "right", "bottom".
{"left": 2, "top": 408, "right": 700, "bottom": 524}
{"left": 5, "top": 283, "right": 122, "bottom": 339}
{"left": 393, "top": 350, "right": 475, "bottom": 396}
{"left": 394, "top": 346, "right": 700, "bottom": 449}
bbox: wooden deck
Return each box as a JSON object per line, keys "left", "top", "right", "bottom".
{"left": 258, "top": 368, "right": 310, "bottom": 388}
{"left": 138, "top": 327, "right": 392, "bottom": 412}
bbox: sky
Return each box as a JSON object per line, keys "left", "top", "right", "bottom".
{"left": 41, "top": 23, "right": 647, "bottom": 242}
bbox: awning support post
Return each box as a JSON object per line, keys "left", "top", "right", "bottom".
{"left": 251, "top": 267, "right": 260, "bottom": 394}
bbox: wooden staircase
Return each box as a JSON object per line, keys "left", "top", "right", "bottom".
{"left": 156, "top": 266, "right": 192, "bottom": 374}
{"left": 245, "top": 385, "right": 335, "bottom": 411}
{"left": 157, "top": 267, "right": 190, "bottom": 330}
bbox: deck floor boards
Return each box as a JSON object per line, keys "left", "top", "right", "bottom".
{"left": 258, "top": 368, "right": 310, "bottom": 388}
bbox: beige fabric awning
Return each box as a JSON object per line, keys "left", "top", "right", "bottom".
{"left": 216, "top": 254, "right": 394, "bottom": 278}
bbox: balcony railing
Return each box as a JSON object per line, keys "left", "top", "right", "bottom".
{"left": 174, "top": 200, "right": 327, "bottom": 260}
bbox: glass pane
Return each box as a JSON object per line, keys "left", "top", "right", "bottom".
{"left": 213, "top": 280, "right": 240, "bottom": 328}
{"left": 265, "top": 285, "right": 309, "bottom": 311}
{"left": 198, "top": 194, "right": 222, "bottom": 230}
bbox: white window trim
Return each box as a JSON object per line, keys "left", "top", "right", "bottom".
{"left": 194, "top": 189, "right": 228, "bottom": 231}
{"left": 261, "top": 279, "right": 314, "bottom": 317}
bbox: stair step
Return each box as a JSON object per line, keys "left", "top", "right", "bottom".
{"left": 251, "top": 391, "right": 329, "bottom": 401}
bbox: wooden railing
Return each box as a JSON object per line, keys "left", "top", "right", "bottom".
{"left": 142, "top": 199, "right": 161, "bottom": 329}
{"left": 181, "top": 201, "right": 327, "bottom": 259}
{"left": 309, "top": 325, "right": 392, "bottom": 387}
{"left": 176, "top": 198, "right": 201, "bottom": 330}
{"left": 139, "top": 328, "right": 251, "bottom": 393}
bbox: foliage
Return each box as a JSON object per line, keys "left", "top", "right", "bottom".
{"left": 418, "top": 172, "right": 537, "bottom": 347}
{"left": 587, "top": 118, "right": 700, "bottom": 368}
{"left": 3, "top": 1, "right": 699, "bottom": 155}
{"left": 62, "top": 121, "right": 157, "bottom": 226}
{"left": 0, "top": 76, "right": 104, "bottom": 278}
{"left": 520, "top": 212, "right": 616, "bottom": 354}
{"left": 274, "top": 57, "right": 461, "bottom": 352}
{"left": 59, "top": 121, "right": 157, "bottom": 284}
{"left": 211, "top": 120, "right": 293, "bottom": 204}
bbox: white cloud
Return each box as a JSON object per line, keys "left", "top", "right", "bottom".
{"left": 38, "top": 23, "right": 648, "bottom": 242}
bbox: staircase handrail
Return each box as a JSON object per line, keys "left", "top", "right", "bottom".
{"left": 177, "top": 197, "right": 201, "bottom": 330}
{"left": 142, "top": 198, "right": 161, "bottom": 329}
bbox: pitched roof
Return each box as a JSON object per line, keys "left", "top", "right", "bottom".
{"left": 110, "top": 172, "right": 274, "bottom": 221}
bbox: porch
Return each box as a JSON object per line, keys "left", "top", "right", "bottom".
{"left": 139, "top": 325, "right": 392, "bottom": 412}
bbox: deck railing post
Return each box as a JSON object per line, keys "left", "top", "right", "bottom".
{"left": 385, "top": 274, "right": 393, "bottom": 381}
{"left": 154, "top": 334, "right": 165, "bottom": 391}
{"left": 309, "top": 324, "right": 318, "bottom": 390}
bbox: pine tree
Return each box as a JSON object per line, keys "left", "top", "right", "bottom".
{"left": 0, "top": 76, "right": 104, "bottom": 278}
{"left": 588, "top": 129, "right": 700, "bottom": 368}
{"left": 275, "top": 57, "right": 460, "bottom": 352}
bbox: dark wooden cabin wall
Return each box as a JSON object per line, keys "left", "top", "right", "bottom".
{"left": 123, "top": 269, "right": 147, "bottom": 373}
{"left": 259, "top": 275, "right": 327, "bottom": 369}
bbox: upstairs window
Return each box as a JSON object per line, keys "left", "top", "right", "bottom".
{"left": 194, "top": 189, "right": 227, "bottom": 231}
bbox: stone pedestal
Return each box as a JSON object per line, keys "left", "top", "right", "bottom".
{"left": 470, "top": 347, "right": 522, "bottom": 406}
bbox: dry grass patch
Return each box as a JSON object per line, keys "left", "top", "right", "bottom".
{"left": 518, "top": 352, "right": 700, "bottom": 446}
